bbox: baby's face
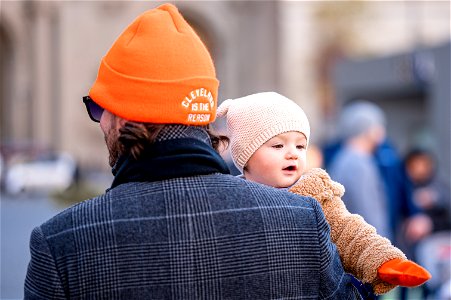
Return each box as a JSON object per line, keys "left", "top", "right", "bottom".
{"left": 244, "top": 131, "right": 307, "bottom": 188}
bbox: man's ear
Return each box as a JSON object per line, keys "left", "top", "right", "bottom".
{"left": 116, "top": 116, "right": 128, "bottom": 128}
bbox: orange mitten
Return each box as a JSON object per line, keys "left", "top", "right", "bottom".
{"left": 377, "top": 258, "right": 431, "bottom": 287}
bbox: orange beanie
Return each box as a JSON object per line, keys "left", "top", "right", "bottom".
{"left": 89, "top": 3, "right": 219, "bottom": 125}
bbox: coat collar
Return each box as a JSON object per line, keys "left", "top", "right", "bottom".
{"left": 110, "top": 138, "right": 230, "bottom": 189}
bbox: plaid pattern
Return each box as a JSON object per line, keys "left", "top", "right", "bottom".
{"left": 25, "top": 174, "right": 360, "bottom": 299}
{"left": 156, "top": 125, "right": 211, "bottom": 145}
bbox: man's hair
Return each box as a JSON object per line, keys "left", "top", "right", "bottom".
{"left": 118, "top": 123, "right": 229, "bottom": 160}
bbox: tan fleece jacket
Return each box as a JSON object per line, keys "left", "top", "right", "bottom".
{"left": 289, "top": 168, "right": 407, "bottom": 295}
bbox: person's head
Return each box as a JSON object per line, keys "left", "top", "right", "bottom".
{"left": 217, "top": 92, "right": 310, "bottom": 188}
{"left": 338, "top": 100, "right": 386, "bottom": 152}
{"left": 404, "top": 148, "right": 436, "bottom": 185}
{"left": 83, "top": 4, "right": 221, "bottom": 166}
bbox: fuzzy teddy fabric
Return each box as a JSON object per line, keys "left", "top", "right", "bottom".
{"left": 289, "top": 168, "right": 407, "bottom": 294}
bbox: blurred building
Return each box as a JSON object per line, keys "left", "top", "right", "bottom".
{"left": 1, "top": 1, "right": 449, "bottom": 175}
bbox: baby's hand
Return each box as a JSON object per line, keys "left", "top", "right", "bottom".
{"left": 289, "top": 168, "right": 344, "bottom": 205}
{"left": 378, "top": 258, "right": 431, "bottom": 287}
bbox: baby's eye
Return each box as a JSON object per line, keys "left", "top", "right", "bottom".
{"left": 296, "top": 144, "right": 306, "bottom": 150}
{"left": 272, "top": 144, "right": 284, "bottom": 149}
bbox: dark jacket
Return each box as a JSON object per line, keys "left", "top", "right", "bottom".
{"left": 25, "top": 138, "right": 360, "bottom": 299}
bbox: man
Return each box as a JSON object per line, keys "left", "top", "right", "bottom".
{"left": 24, "top": 4, "right": 359, "bottom": 299}
{"left": 329, "top": 101, "right": 432, "bottom": 242}
{"left": 329, "top": 101, "right": 393, "bottom": 240}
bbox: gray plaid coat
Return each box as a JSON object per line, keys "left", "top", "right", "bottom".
{"left": 25, "top": 174, "right": 360, "bottom": 299}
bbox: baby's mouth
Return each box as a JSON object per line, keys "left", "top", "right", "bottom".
{"left": 283, "top": 165, "right": 297, "bottom": 171}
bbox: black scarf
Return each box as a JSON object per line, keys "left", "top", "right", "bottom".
{"left": 110, "top": 138, "right": 230, "bottom": 189}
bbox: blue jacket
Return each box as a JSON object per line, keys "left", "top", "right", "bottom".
{"left": 25, "top": 138, "right": 360, "bottom": 299}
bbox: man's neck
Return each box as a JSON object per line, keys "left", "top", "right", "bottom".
{"left": 346, "top": 136, "right": 375, "bottom": 154}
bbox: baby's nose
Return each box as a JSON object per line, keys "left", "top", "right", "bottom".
{"left": 286, "top": 149, "right": 299, "bottom": 159}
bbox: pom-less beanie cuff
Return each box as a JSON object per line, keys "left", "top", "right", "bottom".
{"left": 234, "top": 120, "right": 309, "bottom": 171}
{"left": 90, "top": 59, "right": 219, "bottom": 124}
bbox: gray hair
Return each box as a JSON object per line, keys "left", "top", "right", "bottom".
{"left": 338, "top": 101, "right": 386, "bottom": 140}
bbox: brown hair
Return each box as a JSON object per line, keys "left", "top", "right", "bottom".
{"left": 117, "top": 122, "right": 229, "bottom": 160}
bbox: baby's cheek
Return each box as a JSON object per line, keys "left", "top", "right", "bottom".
{"left": 298, "top": 155, "right": 308, "bottom": 171}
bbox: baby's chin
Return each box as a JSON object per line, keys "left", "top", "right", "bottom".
{"left": 274, "top": 179, "right": 299, "bottom": 189}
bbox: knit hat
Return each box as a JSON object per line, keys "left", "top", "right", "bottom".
{"left": 338, "top": 100, "right": 386, "bottom": 140}
{"left": 217, "top": 92, "right": 310, "bottom": 172}
{"left": 89, "top": 3, "right": 219, "bottom": 125}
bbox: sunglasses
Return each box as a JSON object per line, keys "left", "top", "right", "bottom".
{"left": 83, "top": 96, "right": 104, "bottom": 123}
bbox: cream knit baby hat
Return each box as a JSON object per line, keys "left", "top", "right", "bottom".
{"left": 217, "top": 92, "right": 310, "bottom": 172}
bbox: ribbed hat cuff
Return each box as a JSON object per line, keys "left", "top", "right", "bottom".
{"left": 234, "top": 120, "right": 310, "bottom": 172}
{"left": 90, "top": 59, "right": 219, "bottom": 125}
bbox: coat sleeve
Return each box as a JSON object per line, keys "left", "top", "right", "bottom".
{"left": 307, "top": 197, "right": 361, "bottom": 300}
{"left": 24, "top": 226, "right": 67, "bottom": 300}
{"left": 290, "top": 168, "right": 407, "bottom": 295}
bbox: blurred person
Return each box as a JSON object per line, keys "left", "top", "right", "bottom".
{"left": 325, "top": 137, "right": 431, "bottom": 247}
{"left": 217, "top": 92, "right": 430, "bottom": 297}
{"left": 375, "top": 140, "right": 435, "bottom": 300}
{"left": 404, "top": 148, "right": 451, "bottom": 299}
{"left": 373, "top": 139, "right": 425, "bottom": 244}
{"left": 415, "top": 231, "right": 451, "bottom": 300}
{"left": 23, "top": 4, "right": 360, "bottom": 299}
{"left": 404, "top": 148, "right": 451, "bottom": 234}
{"left": 328, "top": 101, "right": 393, "bottom": 240}
{"left": 329, "top": 101, "right": 432, "bottom": 242}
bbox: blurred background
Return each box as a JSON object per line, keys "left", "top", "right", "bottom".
{"left": 1, "top": 1, "right": 450, "bottom": 299}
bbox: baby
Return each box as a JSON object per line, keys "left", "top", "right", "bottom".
{"left": 216, "top": 92, "right": 430, "bottom": 295}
